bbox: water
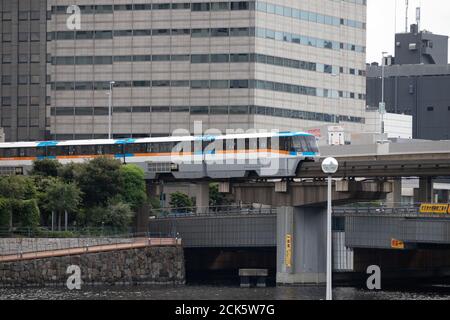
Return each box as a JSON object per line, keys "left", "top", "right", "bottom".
{"left": 1, "top": 284, "right": 450, "bottom": 300}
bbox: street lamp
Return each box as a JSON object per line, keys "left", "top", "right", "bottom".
{"left": 380, "top": 52, "right": 388, "bottom": 135}
{"left": 321, "top": 157, "right": 339, "bottom": 301}
{"left": 331, "top": 73, "right": 339, "bottom": 123}
{"left": 108, "top": 81, "right": 115, "bottom": 139}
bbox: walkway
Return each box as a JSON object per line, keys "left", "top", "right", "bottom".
{"left": 0, "top": 238, "right": 180, "bottom": 263}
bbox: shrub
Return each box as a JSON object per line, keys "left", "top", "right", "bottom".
{"left": 0, "top": 198, "right": 11, "bottom": 228}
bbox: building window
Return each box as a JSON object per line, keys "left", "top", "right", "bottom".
{"left": 18, "top": 76, "right": 28, "bottom": 84}
{"left": 30, "top": 33, "right": 40, "bottom": 42}
{"left": 31, "top": 54, "right": 40, "bottom": 63}
{"left": 30, "top": 76, "right": 40, "bottom": 84}
{"left": 2, "top": 55, "right": 12, "bottom": 64}
{"left": 1, "top": 97, "right": 11, "bottom": 106}
{"left": 18, "top": 97, "right": 28, "bottom": 106}
{"left": 2, "top": 33, "right": 11, "bottom": 42}
{"left": 2, "top": 12, "right": 12, "bottom": 21}
{"left": 18, "top": 54, "right": 28, "bottom": 63}
{"left": 1, "top": 76, "right": 11, "bottom": 85}
{"left": 30, "top": 11, "right": 40, "bottom": 20}
{"left": 18, "top": 32, "right": 29, "bottom": 42}
{"left": 427, "top": 106, "right": 434, "bottom": 112}
{"left": 18, "top": 11, "right": 28, "bottom": 20}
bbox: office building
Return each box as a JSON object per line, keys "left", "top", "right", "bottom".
{"left": 46, "top": 0, "right": 367, "bottom": 140}
{"left": 0, "top": 0, "right": 48, "bottom": 142}
{"left": 367, "top": 24, "right": 450, "bottom": 140}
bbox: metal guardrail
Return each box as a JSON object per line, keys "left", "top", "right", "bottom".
{"left": 0, "top": 227, "right": 139, "bottom": 238}
{"left": 0, "top": 236, "right": 181, "bottom": 263}
{"left": 151, "top": 204, "right": 277, "bottom": 218}
{"left": 0, "top": 231, "right": 176, "bottom": 257}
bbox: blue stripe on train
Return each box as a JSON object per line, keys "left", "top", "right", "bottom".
{"left": 115, "top": 139, "right": 136, "bottom": 145}
{"left": 37, "top": 141, "right": 59, "bottom": 147}
{"left": 114, "top": 154, "right": 134, "bottom": 158}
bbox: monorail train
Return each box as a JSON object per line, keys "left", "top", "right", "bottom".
{"left": 0, "top": 131, "right": 319, "bottom": 179}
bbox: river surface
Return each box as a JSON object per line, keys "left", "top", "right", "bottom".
{"left": 1, "top": 284, "right": 450, "bottom": 300}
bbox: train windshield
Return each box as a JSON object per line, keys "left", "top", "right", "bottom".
{"left": 292, "top": 135, "right": 319, "bottom": 153}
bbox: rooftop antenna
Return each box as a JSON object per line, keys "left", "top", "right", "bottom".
{"left": 416, "top": 7, "right": 421, "bottom": 32}
{"left": 405, "top": 0, "right": 409, "bottom": 33}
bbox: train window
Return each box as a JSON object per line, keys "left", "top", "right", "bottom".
{"left": 157, "top": 142, "right": 175, "bottom": 153}
{"left": 248, "top": 138, "right": 258, "bottom": 150}
{"left": 279, "top": 137, "right": 293, "bottom": 151}
{"left": 258, "top": 138, "right": 271, "bottom": 150}
{"left": 292, "top": 136, "right": 319, "bottom": 153}
{"left": 4, "top": 148, "right": 19, "bottom": 158}
{"left": 35, "top": 147, "right": 46, "bottom": 157}
{"left": 21, "top": 148, "right": 37, "bottom": 157}
{"left": 47, "top": 147, "right": 58, "bottom": 157}
{"left": 127, "top": 143, "right": 149, "bottom": 154}
{"left": 74, "top": 145, "right": 96, "bottom": 155}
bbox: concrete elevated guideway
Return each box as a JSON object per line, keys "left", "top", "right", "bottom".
{"left": 148, "top": 140, "right": 450, "bottom": 284}
{"left": 300, "top": 140, "right": 450, "bottom": 179}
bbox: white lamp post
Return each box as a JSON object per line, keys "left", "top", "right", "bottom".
{"left": 321, "top": 157, "right": 339, "bottom": 301}
{"left": 108, "top": 81, "right": 115, "bottom": 139}
{"left": 380, "top": 52, "right": 388, "bottom": 135}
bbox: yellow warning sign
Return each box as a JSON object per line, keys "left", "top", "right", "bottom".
{"left": 285, "top": 234, "right": 292, "bottom": 268}
{"left": 419, "top": 203, "right": 449, "bottom": 214}
{"left": 391, "top": 239, "right": 405, "bottom": 250}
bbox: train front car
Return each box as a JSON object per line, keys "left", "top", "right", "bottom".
{"left": 260, "top": 131, "right": 319, "bottom": 178}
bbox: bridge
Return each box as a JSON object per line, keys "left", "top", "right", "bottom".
{"left": 149, "top": 206, "right": 450, "bottom": 282}
{"left": 144, "top": 140, "right": 450, "bottom": 284}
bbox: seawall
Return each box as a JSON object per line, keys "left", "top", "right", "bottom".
{"left": 0, "top": 246, "right": 185, "bottom": 288}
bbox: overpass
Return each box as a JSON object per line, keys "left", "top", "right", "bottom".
{"left": 145, "top": 140, "right": 450, "bottom": 284}
{"left": 149, "top": 206, "right": 450, "bottom": 281}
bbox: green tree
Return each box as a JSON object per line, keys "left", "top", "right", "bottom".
{"left": 119, "top": 164, "right": 147, "bottom": 210}
{"left": 15, "top": 199, "right": 40, "bottom": 229}
{"left": 43, "top": 178, "right": 82, "bottom": 231}
{"left": 30, "top": 159, "right": 62, "bottom": 177}
{"left": 0, "top": 198, "right": 11, "bottom": 229}
{"left": 0, "top": 175, "right": 36, "bottom": 200}
{"left": 76, "top": 157, "right": 123, "bottom": 207}
{"left": 58, "top": 162, "right": 85, "bottom": 183}
{"left": 209, "top": 183, "right": 230, "bottom": 207}
{"left": 85, "top": 202, "right": 133, "bottom": 233}
{"left": 169, "top": 192, "right": 193, "bottom": 211}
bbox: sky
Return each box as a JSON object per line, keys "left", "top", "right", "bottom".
{"left": 366, "top": 0, "right": 450, "bottom": 63}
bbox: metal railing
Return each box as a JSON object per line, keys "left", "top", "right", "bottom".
{"left": 0, "top": 226, "right": 137, "bottom": 239}
{"left": 151, "top": 204, "right": 277, "bottom": 218}
{"left": 0, "top": 230, "right": 177, "bottom": 257}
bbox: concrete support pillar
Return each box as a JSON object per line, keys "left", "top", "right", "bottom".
{"left": 196, "top": 182, "right": 210, "bottom": 214}
{"left": 277, "top": 206, "right": 326, "bottom": 284}
{"left": 386, "top": 179, "right": 402, "bottom": 207}
{"left": 417, "top": 177, "right": 434, "bottom": 203}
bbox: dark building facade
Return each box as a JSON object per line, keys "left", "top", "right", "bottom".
{"left": 0, "top": 0, "right": 48, "bottom": 142}
{"left": 367, "top": 24, "right": 450, "bottom": 140}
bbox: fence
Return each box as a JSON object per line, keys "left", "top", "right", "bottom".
{"left": 0, "top": 230, "right": 176, "bottom": 257}
{"left": 151, "top": 204, "right": 277, "bottom": 218}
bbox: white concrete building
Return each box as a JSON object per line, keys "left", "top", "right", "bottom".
{"left": 365, "top": 110, "right": 413, "bottom": 139}
{"left": 46, "top": 0, "right": 367, "bottom": 139}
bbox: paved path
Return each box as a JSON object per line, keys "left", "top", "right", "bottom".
{"left": 0, "top": 238, "right": 179, "bottom": 263}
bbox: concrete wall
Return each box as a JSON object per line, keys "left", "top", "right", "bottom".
{"left": 149, "top": 215, "right": 276, "bottom": 248}
{"left": 0, "top": 246, "right": 185, "bottom": 287}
